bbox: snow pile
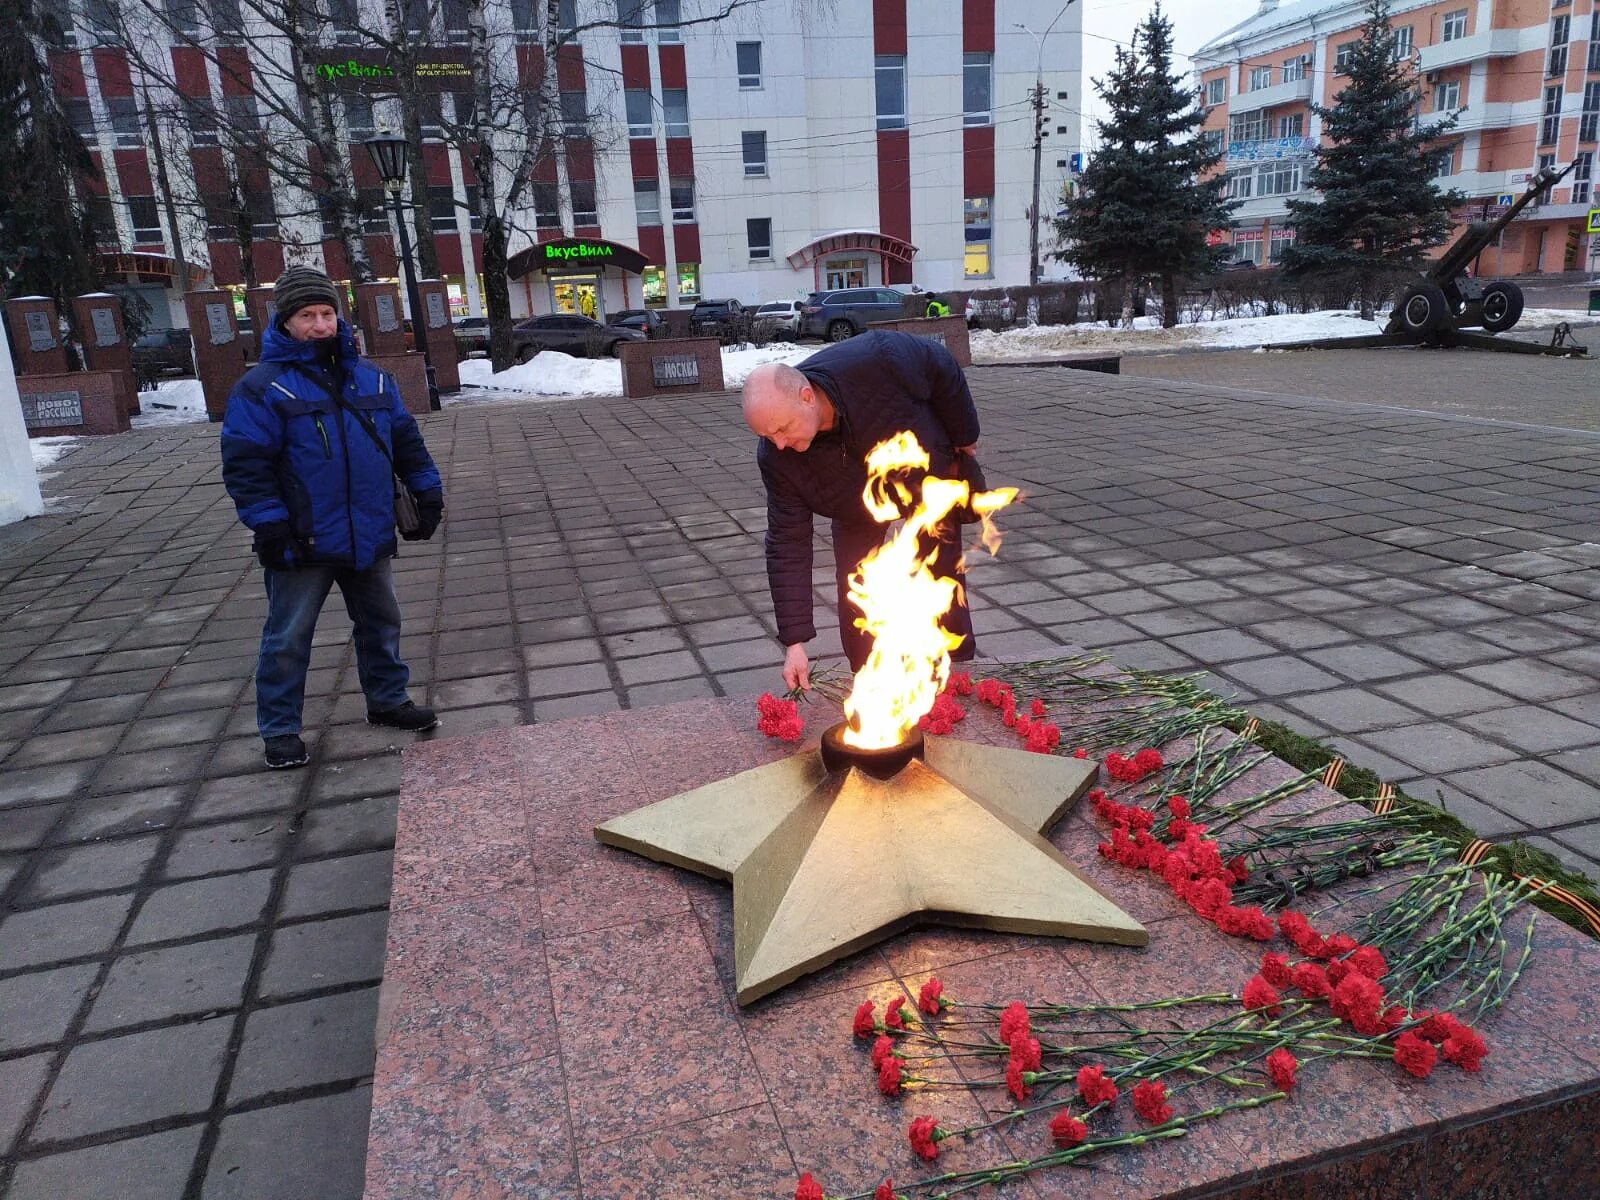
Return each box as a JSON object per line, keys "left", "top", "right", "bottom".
{"left": 131, "top": 378, "right": 212, "bottom": 428}
{"left": 454, "top": 342, "right": 813, "bottom": 400}
{"left": 30, "top": 436, "right": 78, "bottom": 470}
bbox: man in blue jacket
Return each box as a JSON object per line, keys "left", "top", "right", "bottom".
{"left": 742, "top": 330, "right": 982, "bottom": 692}
{"left": 221, "top": 266, "right": 444, "bottom": 769}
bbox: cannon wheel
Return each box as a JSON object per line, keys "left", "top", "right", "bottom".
{"left": 1396, "top": 282, "right": 1450, "bottom": 335}
{"left": 1480, "top": 281, "right": 1525, "bottom": 333}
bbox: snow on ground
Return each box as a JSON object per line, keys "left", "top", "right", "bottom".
{"left": 453, "top": 341, "right": 812, "bottom": 402}
{"left": 30, "top": 437, "right": 78, "bottom": 470}
{"left": 970, "top": 306, "right": 1591, "bottom": 360}
{"left": 133, "top": 378, "right": 211, "bottom": 428}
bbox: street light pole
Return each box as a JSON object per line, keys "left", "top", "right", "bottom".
{"left": 1015, "top": 2, "right": 1076, "bottom": 325}
{"left": 362, "top": 134, "right": 440, "bottom": 412}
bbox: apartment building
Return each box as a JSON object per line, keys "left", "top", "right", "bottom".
{"left": 47, "top": 0, "right": 1082, "bottom": 327}
{"left": 1195, "top": 0, "right": 1599, "bottom": 276}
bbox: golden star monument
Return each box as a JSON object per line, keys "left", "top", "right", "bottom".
{"left": 595, "top": 733, "right": 1147, "bottom": 1005}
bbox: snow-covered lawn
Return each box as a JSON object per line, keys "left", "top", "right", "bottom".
{"left": 453, "top": 341, "right": 812, "bottom": 403}
{"left": 969, "top": 307, "right": 1589, "bottom": 360}
{"left": 132, "top": 378, "right": 211, "bottom": 428}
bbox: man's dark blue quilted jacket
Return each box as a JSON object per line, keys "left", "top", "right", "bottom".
{"left": 757, "top": 330, "right": 981, "bottom": 647}
{"left": 220, "top": 321, "right": 441, "bottom": 570}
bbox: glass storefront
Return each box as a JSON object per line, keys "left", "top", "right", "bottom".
{"left": 642, "top": 266, "right": 667, "bottom": 305}
{"left": 823, "top": 257, "right": 867, "bottom": 290}
{"left": 677, "top": 262, "right": 700, "bottom": 300}
{"left": 551, "top": 276, "right": 602, "bottom": 319}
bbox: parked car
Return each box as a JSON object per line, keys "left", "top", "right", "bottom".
{"left": 689, "top": 298, "right": 748, "bottom": 343}
{"left": 753, "top": 300, "right": 804, "bottom": 338}
{"left": 508, "top": 314, "right": 646, "bottom": 362}
{"left": 131, "top": 328, "right": 195, "bottom": 386}
{"left": 1223, "top": 259, "right": 1258, "bottom": 272}
{"left": 453, "top": 316, "right": 491, "bottom": 356}
{"left": 800, "top": 288, "right": 906, "bottom": 341}
{"left": 610, "top": 308, "right": 665, "bottom": 339}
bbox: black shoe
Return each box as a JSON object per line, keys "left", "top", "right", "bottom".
{"left": 366, "top": 701, "right": 439, "bottom": 732}
{"left": 264, "top": 734, "right": 309, "bottom": 770}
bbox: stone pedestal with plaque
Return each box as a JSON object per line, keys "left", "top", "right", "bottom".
{"left": 417, "top": 279, "right": 459, "bottom": 393}
{"left": 244, "top": 286, "right": 277, "bottom": 362}
{"left": 866, "top": 314, "right": 972, "bottom": 367}
{"left": 355, "top": 283, "right": 407, "bottom": 358}
{"left": 71, "top": 295, "right": 138, "bottom": 417}
{"left": 4, "top": 298, "right": 70, "bottom": 376}
{"left": 366, "top": 352, "right": 431, "bottom": 416}
{"left": 618, "top": 337, "right": 725, "bottom": 399}
{"left": 183, "top": 290, "right": 248, "bottom": 422}
{"left": 16, "top": 371, "right": 130, "bottom": 436}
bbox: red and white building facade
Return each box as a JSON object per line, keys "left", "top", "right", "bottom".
{"left": 1196, "top": 0, "right": 1600, "bottom": 276}
{"left": 47, "top": 0, "right": 1082, "bottom": 326}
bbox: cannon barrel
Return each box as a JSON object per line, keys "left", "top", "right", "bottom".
{"left": 1427, "top": 160, "right": 1578, "bottom": 284}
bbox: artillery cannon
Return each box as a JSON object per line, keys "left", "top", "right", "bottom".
{"left": 1386, "top": 160, "right": 1577, "bottom": 341}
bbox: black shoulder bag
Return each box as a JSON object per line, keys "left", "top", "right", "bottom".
{"left": 331, "top": 393, "right": 423, "bottom": 537}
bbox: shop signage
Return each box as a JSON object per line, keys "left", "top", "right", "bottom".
{"left": 24, "top": 311, "right": 55, "bottom": 352}
{"left": 651, "top": 354, "right": 701, "bottom": 388}
{"left": 312, "top": 47, "right": 473, "bottom": 93}
{"left": 1226, "top": 136, "right": 1315, "bottom": 164}
{"left": 543, "top": 241, "right": 615, "bottom": 263}
{"left": 90, "top": 307, "right": 120, "bottom": 347}
{"left": 22, "top": 390, "right": 84, "bottom": 429}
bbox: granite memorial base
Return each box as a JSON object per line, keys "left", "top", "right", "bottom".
{"left": 71, "top": 294, "right": 138, "bottom": 415}
{"left": 868, "top": 314, "right": 973, "bottom": 366}
{"left": 17, "top": 371, "right": 130, "bottom": 437}
{"left": 618, "top": 336, "right": 725, "bottom": 399}
{"left": 356, "top": 283, "right": 407, "bottom": 358}
{"left": 366, "top": 690, "right": 1600, "bottom": 1200}
{"left": 417, "top": 280, "right": 460, "bottom": 393}
{"left": 366, "top": 352, "right": 432, "bottom": 415}
{"left": 4, "top": 297, "right": 70, "bottom": 375}
{"left": 183, "top": 289, "right": 248, "bottom": 421}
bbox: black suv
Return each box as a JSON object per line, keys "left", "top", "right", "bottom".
{"left": 800, "top": 288, "right": 906, "bottom": 341}
{"left": 689, "top": 299, "right": 749, "bottom": 343}
{"left": 611, "top": 308, "right": 665, "bottom": 339}
{"left": 132, "top": 328, "right": 195, "bottom": 386}
{"left": 507, "top": 314, "right": 645, "bottom": 362}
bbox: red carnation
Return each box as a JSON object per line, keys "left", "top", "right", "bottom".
{"left": 1072, "top": 747, "right": 1089, "bottom": 759}
{"left": 775, "top": 714, "right": 805, "bottom": 742}
{"left": 871, "top": 1035, "right": 896, "bottom": 1070}
{"left": 917, "top": 977, "right": 946, "bottom": 1015}
{"left": 1030, "top": 698, "right": 1047, "bottom": 718}
{"left": 1167, "top": 794, "right": 1191, "bottom": 819}
{"left": 874, "top": 1182, "right": 896, "bottom": 1200}
{"left": 1005, "top": 1059, "right": 1031, "bottom": 1102}
{"left": 1131, "top": 1079, "right": 1173, "bottom": 1124}
{"left": 1010, "top": 1035, "right": 1042, "bottom": 1072}
{"left": 1330, "top": 974, "right": 1386, "bottom": 1035}
{"left": 1242, "top": 974, "right": 1283, "bottom": 1017}
{"left": 1049, "top": 1111, "right": 1088, "bottom": 1148}
{"left": 1076, "top": 1064, "right": 1119, "bottom": 1108}
{"left": 1416, "top": 1010, "right": 1461, "bottom": 1044}
{"left": 885, "top": 1000, "right": 914, "bottom": 1031}
{"left": 999, "top": 1001, "right": 1030, "bottom": 1047}
{"left": 1393, "top": 1031, "right": 1437, "bottom": 1078}
{"left": 1442, "top": 1026, "right": 1488, "bottom": 1072}
{"left": 853, "top": 1000, "right": 877, "bottom": 1038}
{"left": 1347, "top": 945, "right": 1386, "bottom": 980}
{"left": 1325, "top": 959, "right": 1352, "bottom": 988}
{"left": 908, "top": 1116, "right": 942, "bottom": 1161}
{"left": 948, "top": 671, "right": 973, "bottom": 695}
{"left": 1260, "top": 952, "right": 1293, "bottom": 990}
{"left": 877, "top": 1056, "right": 905, "bottom": 1096}
{"left": 1324, "top": 933, "right": 1357, "bottom": 957}
{"left": 795, "top": 1173, "right": 825, "bottom": 1200}
{"left": 1266, "top": 1047, "right": 1298, "bottom": 1091}
{"left": 1291, "top": 962, "right": 1332, "bottom": 999}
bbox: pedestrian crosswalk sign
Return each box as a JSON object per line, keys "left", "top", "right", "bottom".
{"left": 1588, "top": 208, "right": 1600, "bottom": 234}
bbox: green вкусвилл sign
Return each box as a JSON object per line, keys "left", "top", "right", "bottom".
{"left": 543, "top": 242, "right": 615, "bottom": 262}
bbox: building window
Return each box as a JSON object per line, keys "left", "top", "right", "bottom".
{"left": 205, "top": 191, "right": 237, "bottom": 238}
{"left": 1542, "top": 85, "right": 1562, "bottom": 145}
{"left": 1434, "top": 80, "right": 1460, "bottom": 112}
{"left": 1550, "top": 14, "right": 1570, "bottom": 77}
{"left": 224, "top": 95, "right": 260, "bottom": 136}
{"left": 1281, "top": 56, "right": 1305, "bottom": 83}
{"left": 164, "top": 0, "right": 200, "bottom": 34}
{"left": 1233, "top": 231, "right": 1263, "bottom": 264}
{"left": 429, "top": 186, "right": 458, "bottom": 232}
{"left": 625, "top": 89, "right": 653, "bottom": 137}
{"left": 1268, "top": 228, "right": 1296, "bottom": 262}
{"left": 747, "top": 217, "right": 771, "bottom": 261}
{"left": 669, "top": 176, "right": 694, "bottom": 222}
{"left": 741, "top": 130, "right": 767, "bottom": 177}
{"left": 1574, "top": 151, "right": 1593, "bottom": 205}
{"left": 736, "top": 41, "right": 762, "bottom": 88}
{"left": 1277, "top": 113, "right": 1303, "bottom": 138}
{"left": 642, "top": 266, "right": 666, "bottom": 303}
{"left": 1226, "top": 169, "right": 1253, "bottom": 200}
{"left": 571, "top": 179, "right": 597, "bottom": 225}
{"left": 963, "top": 196, "right": 991, "bottom": 279}
{"left": 1432, "top": 147, "right": 1454, "bottom": 178}
{"left": 1205, "top": 77, "right": 1224, "bottom": 106}
{"left": 1391, "top": 25, "right": 1412, "bottom": 61}
{"left": 127, "top": 196, "right": 162, "bottom": 242}
{"left": 1248, "top": 65, "right": 1271, "bottom": 91}
{"left": 86, "top": 195, "right": 118, "bottom": 245}
{"left": 532, "top": 180, "right": 560, "bottom": 227}
{"left": 184, "top": 96, "right": 218, "bottom": 144}
{"left": 662, "top": 87, "right": 689, "bottom": 137}
{"left": 328, "top": 0, "right": 359, "bottom": 40}
{"left": 464, "top": 184, "right": 482, "bottom": 230}
{"left": 560, "top": 90, "right": 587, "bottom": 136}
{"left": 211, "top": 0, "right": 244, "bottom": 39}
{"left": 676, "top": 262, "right": 699, "bottom": 299}
{"left": 399, "top": 0, "right": 428, "bottom": 37}
{"left": 1536, "top": 152, "right": 1557, "bottom": 204}
{"left": 442, "top": 0, "right": 469, "bottom": 41}
{"left": 1256, "top": 159, "right": 1301, "bottom": 196}
{"left": 63, "top": 97, "right": 97, "bottom": 143}
{"left": 1591, "top": 12, "right": 1600, "bottom": 72}
{"left": 1582, "top": 81, "right": 1600, "bottom": 142}
{"left": 1228, "top": 110, "right": 1267, "bottom": 143}
{"left": 357, "top": 187, "right": 389, "bottom": 234}
{"left": 875, "top": 54, "right": 906, "bottom": 130}
{"left": 655, "top": 0, "right": 679, "bottom": 42}
{"left": 1203, "top": 129, "right": 1223, "bottom": 155}
{"left": 1334, "top": 41, "right": 1357, "bottom": 73}
{"left": 106, "top": 96, "right": 142, "bottom": 148}
{"left": 417, "top": 92, "right": 443, "bottom": 138}
{"left": 247, "top": 185, "right": 277, "bottom": 236}
{"left": 1442, "top": 9, "right": 1468, "bottom": 42}
{"left": 963, "top": 52, "right": 992, "bottom": 125}
{"left": 510, "top": 0, "right": 538, "bottom": 35}
{"left": 619, "top": 0, "right": 645, "bottom": 43}
{"left": 557, "top": 0, "right": 576, "bottom": 36}
{"left": 634, "top": 179, "right": 660, "bottom": 225}
{"left": 83, "top": 0, "right": 121, "bottom": 43}
{"left": 343, "top": 93, "right": 374, "bottom": 138}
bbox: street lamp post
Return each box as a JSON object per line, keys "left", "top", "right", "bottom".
{"left": 362, "top": 133, "right": 440, "bottom": 412}
{"left": 1014, "top": 2, "right": 1076, "bottom": 325}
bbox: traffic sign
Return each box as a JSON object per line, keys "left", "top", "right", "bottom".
{"left": 1497, "top": 194, "right": 1516, "bottom": 207}
{"left": 1587, "top": 207, "right": 1600, "bottom": 233}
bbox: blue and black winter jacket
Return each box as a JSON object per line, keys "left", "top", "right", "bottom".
{"left": 220, "top": 321, "right": 442, "bottom": 570}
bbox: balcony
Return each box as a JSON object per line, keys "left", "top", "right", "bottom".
{"left": 1417, "top": 28, "right": 1525, "bottom": 72}
{"left": 1228, "top": 76, "right": 1314, "bottom": 114}
{"left": 1225, "top": 136, "right": 1317, "bottom": 169}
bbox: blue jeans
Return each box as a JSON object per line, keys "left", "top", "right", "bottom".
{"left": 255, "top": 558, "right": 411, "bottom": 738}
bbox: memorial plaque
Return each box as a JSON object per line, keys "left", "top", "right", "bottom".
{"left": 25, "top": 311, "right": 56, "bottom": 352}
{"left": 651, "top": 354, "right": 701, "bottom": 388}
{"left": 425, "top": 291, "right": 447, "bottom": 329}
{"left": 22, "top": 390, "right": 85, "bottom": 430}
{"left": 918, "top": 332, "right": 947, "bottom": 347}
{"left": 205, "top": 302, "right": 235, "bottom": 345}
{"left": 375, "top": 293, "right": 400, "bottom": 333}
{"left": 91, "top": 307, "right": 120, "bottom": 347}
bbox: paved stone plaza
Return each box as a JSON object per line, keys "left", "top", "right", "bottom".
{"left": 0, "top": 348, "right": 1597, "bottom": 1196}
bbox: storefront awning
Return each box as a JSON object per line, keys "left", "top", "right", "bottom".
{"left": 785, "top": 229, "right": 919, "bottom": 270}
{"left": 507, "top": 237, "right": 650, "bottom": 279}
{"left": 100, "top": 251, "right": 211, "bottom": 287}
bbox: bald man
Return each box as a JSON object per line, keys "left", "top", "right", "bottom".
{"left": 743, "top": 329, "right": 983, "bottom": 691}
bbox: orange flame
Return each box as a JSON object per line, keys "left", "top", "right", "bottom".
{"left": 841, "top": 432, "right": 1018, "bottom": 750}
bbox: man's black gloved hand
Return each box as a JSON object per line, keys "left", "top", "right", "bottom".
{"left": 405, "top": 490, "right": 444, "bottom": 541}
{"left": 254, "top": 522, "right": 301, "bottom": 570}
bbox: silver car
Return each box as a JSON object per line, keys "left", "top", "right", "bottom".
{"left": 754, "top": 300, "right": 803, "bottom": 337}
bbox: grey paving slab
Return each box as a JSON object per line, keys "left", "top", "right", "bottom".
{"left": 0, "top": 963, "right": 99, "bottom": 1053}
{"left": 0, "top": 1051, "right": 52, "bottom": 1152}
{"left": 1448, "top": 760, "right": 1600, "bottom": 829}
{"left": 84, "top": 933, "right": 257, "bottom": 1032}
{"left": 228, "top": 988, "right": 379, "bottom": 1103}
{"left": 17, "top": 834, "right": 163, "bottom": 904}
{"left": 125, "top": 870, "right": 276, "bottom": 947}
{"left": 1374, "top": 675, "right": 1521, "bottom": 718}
{"left": 0, "top": 893, "right": 137, "bottom": 970}
{"left": 6, "top": 1124, "right": 205, "bottom": 1200}
{"left": 163, "top": 817, "right": 291, "bottom": 881}
{"left": 258, "top": 911, "right": 389, "bottom": 999}
{"left": 201, "top": 1087, "right": 371, "bottom": 1200}
{"left": 1460, "top": 658, "right": 1596, "bottom": 703}
{"left": 292, "top": 797, "right": 398, "bottom": 858}
{"left": 279, "top": 851, "right": 394, "bottom": 919}
{"left": 1284, "top": 687, "right": 1427, "bottom": 733}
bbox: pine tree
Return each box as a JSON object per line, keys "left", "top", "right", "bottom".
{"left": 0, "top": 0, "right": 105, "bottom": 314}
{"left": 1054, "top": 4, "right": 1234, "bottom": 328}
{"left": 1281, "top": 0, "right": 1460, "bottom": 319}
